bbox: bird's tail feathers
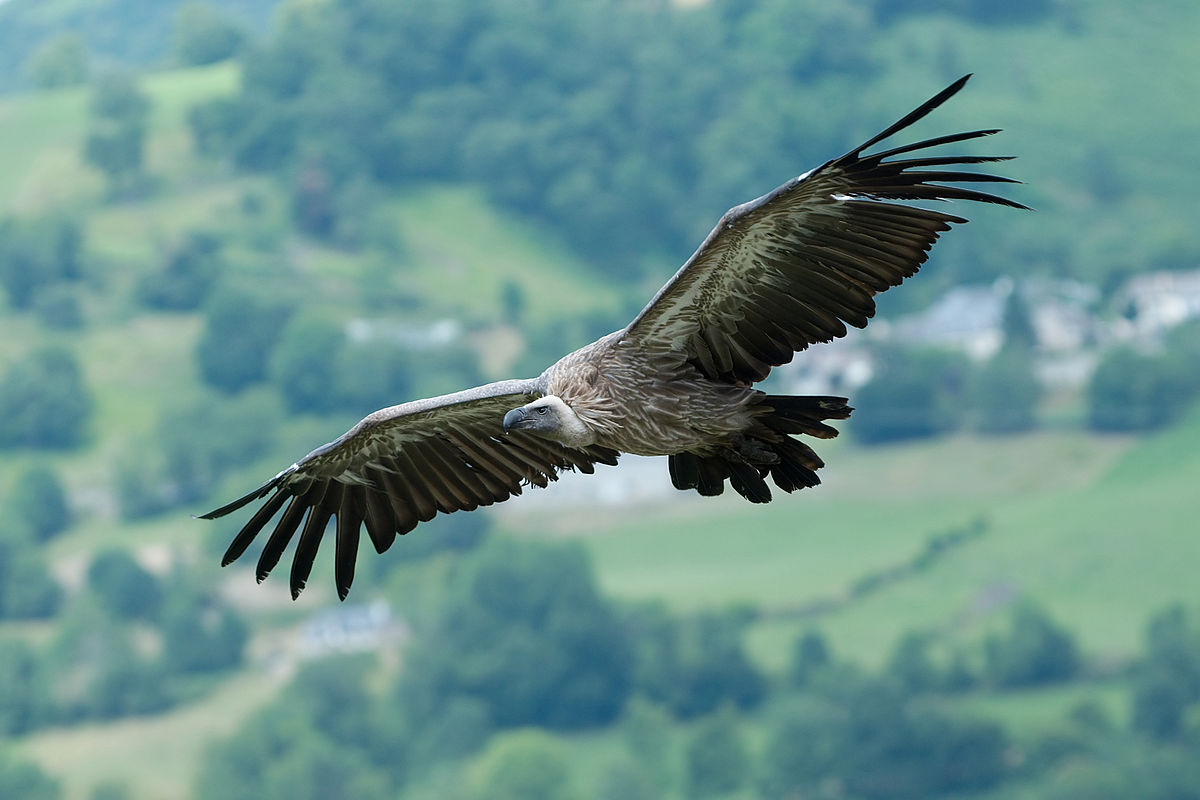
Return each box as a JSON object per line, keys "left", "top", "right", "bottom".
{"left": 667, "top": 395, "right": 852, "bottom": 503}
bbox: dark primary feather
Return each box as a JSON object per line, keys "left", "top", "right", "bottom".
{"left": 200, "top": 379, "right": 620, "bottom": 600}
{"left": 622, "top": 73, "right": 1028, "bottom": 383}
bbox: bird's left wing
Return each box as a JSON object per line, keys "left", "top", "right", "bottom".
{"left": 621, "top": 74, "right": 1028, "bottom": 383}
{"left": 200, "top": 378, "right": 619, "bottom": 599}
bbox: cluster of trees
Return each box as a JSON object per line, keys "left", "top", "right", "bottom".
{"left": 850, "top": 297, "right": 1200, "bottom": 444}
{"left": 0, "top": 348, "right": 93, "bottom": 450}
{"left": 83, "top": 72, "right": 151, "bottom": 193}
{"left": 0, "top": 214, "right": 84, "bottom": 319}
{"left": 0, "top": 753, "right": 60, "bottom": 800}
{"left": 0, "top": 467, "right": 69, "bottom": 620}
{"left": 0, "top": 214, "right": 93, "bottom": 455}
{"left": 1130, "top": 604, "right": 1200, "bottom": 740}
{"left": 190, "top": 524, "right": 1200, "bottom": 800}
{"left": 4, "top": 0, "right": 272, "bottom": 92}
{"left": 848, "top": 298, "right": 1200, "bottom": 444}
{"left": 186, "top": 0, "right": 1048, "bottom": 287}
{"left": 194, "top": 531, "right": 1129, "bottom": 800}
{"left": 0, "top": 549, "right": 246, "bottom": 736}
{"left": 1086, "top": 320, "right": 1200, "bottom": 432}
{"left": 196, "top": 536, "right": 772, "bottom": 798}
{"left": 853, "top": 342, "right": 1042, "bottom": 444}
{"left": 853, "top": 291, "right": 1045, "bottom": 444}
{"left": 758, "top": 678, "right": 1008, "bottom": 799}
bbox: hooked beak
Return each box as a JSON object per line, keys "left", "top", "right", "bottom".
{"left": 502, "top": 407, "right": 529, "bottom": 432}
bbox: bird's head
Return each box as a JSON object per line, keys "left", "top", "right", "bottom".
{"left": 502, "top": 395, "right": 596, "bottom": 447}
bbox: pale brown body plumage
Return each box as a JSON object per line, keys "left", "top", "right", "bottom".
{"left": 201, "top": 75, "right": 1026, "bottom": 599}
{"left": 543, "top": 332, "right": 759, "bottom": 457}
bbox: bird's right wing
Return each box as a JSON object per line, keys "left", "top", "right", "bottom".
{"left": 621, "top": 74, "right": 1028, "bottom": 384}
{"left": 200, "top": 379, "right": 619, "bottom": 599}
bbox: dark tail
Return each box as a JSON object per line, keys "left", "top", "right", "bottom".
{"left": 667, "top": 395, "right": 852, "bottom": 503}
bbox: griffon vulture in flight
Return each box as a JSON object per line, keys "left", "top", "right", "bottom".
{"left": 202, "top": 74, "right": 1026, "bottom": 599}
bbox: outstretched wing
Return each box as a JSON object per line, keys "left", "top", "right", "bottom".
{"left": 200, "top": 379, "right": 619, "bottom": 600}
{"left": 622, "top": 74, "right": 1028, "bottom": 383}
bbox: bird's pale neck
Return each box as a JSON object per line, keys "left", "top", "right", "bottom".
{"left": 548, "top": 401, "right": 598, "bottom": 448}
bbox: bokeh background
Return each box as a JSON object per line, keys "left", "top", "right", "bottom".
{"left": 1, "top": 1, "right": 1198, "bottom": 798}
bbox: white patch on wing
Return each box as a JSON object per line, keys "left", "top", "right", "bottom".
{"left": 273, "top": 463, "right": 299, "bottom": 481}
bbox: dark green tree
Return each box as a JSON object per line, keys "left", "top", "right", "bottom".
{"left": 619, "top": 699, "right": 673, "bottom": 794}
{"left": 48, "top": 605, "right": 169, "bottom": 720}
{"left": 790, "top": 628, "right": 832, "bottom": 688}
{"left": 674, "top": 610, "right": 766, "bottom": 718}
{"left": 0, "top": 347, "right": 93, "bottom": 449}
{"left": 0, "top": 214, "right": 83, "bottom": 310}
{"left": 399, "top": 539, "right": 633, "bottom": 732}
{"left": 0, "top": 752, "right": 60, "bottom": 800}
{"left": 188, "top": 96, "right": 251, "bottom": 158}
{"left": 161, "top": 587, "right": 247, "bottom": 673}
{"left": 628, "top": 604, "right": 765, "bottom": 719}
{"left": 886, "top": 631, "right": 940, "bottom": 693}
{"left": 760, "top": 680, "right": 1008, "bottom": 800}
{"left": 33, "top": 285, "right": 84, "bottom": 330}
{"left": 1163, "top": 319, "right": 1200, "bottom": 387}
{"left": 1001, "top": 287, "right": 1038, "bottom": 350}
{"left": 269, "top": 313, "right": 344, "bottom": 413}
{"left": 258, "top": 736, "right": 390, "bottom": 800}
{"left": 500, "top": 280, "right": 526, "bottom": 323}
{"left": 1087, "top": 346, "right": 1197, "bottom": 433}
{"left": 1132, "top": 672, "right": 1188, "bottom": 740}
{"left": 291, "top": 157, "right": 338, "bottom": 237}
{"left": 335, "top": 338, "right": 415, "bottom": 417}
{"left": 195, "top": 662, "right": 402, "bottom": 800}
{"left": 83, "top": 72, "right": 151, "bottom": 191}
{"left": 406, "top": 695, "right": 491, "bottom": 769}
{"left": 971, "top": 347, "right": 1042, "bottom": 433}
{"left": 985, "top": 602, "right": 1080, "bottom": 688}
{"left": 27, "top": 33, "right": 89, "bottom": 88}
{"left": 5, "top": 466, "right": 70, "bottom": 541}
{"left": 758, "top": 696, "right": 844, "bottom": 799}
{"left": 0, "top": 526, "right": 62, "bottom": 619}
{"left": 469, "top": 731, "right": 578, "bottom": 800}
{"left": 854, "top": 348, "right": 969, "bottom": 444}
{"left": 1131, "top": 605, "right": 1200, "bottom": 740}
{"left": 172, "top": 2, "right": 246, "bottom": 66}
{"left": 195, "top": 287, "right": 292, "bottom": 393}
{"left": 684, "top": 709, "right": 749, "bottom": 798}
{"left": 86, "top": 549, "right": 162, "bottom": 621}
{"left": 0, "top": 638, "right": 49, "bottom": 734}
{"left": 137, "top": 231, "right": 225, "bottom": 310}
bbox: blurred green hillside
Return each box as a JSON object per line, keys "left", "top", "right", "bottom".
{"left": 0, "top": 1, "right": 1198, "bottom": 799}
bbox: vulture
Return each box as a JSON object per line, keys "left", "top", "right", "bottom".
{"left": 202, "top": 74, "right": 1026, "bottom": 600}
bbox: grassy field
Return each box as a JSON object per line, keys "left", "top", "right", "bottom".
{"left": 389, "top": 185, "right": 629, "bottom": 324}
{"left": 18, "top": 670, "right": 283, "bottom": 800}
{"left": 498, "top": 415, "right": 1198, "bottom": 673}
{"left": 0, "top": 62, "right": 238, "bottom": 214}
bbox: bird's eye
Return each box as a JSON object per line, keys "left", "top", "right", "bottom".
{"left": 536, "top": 406, "right": 548, "bottom": 415}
